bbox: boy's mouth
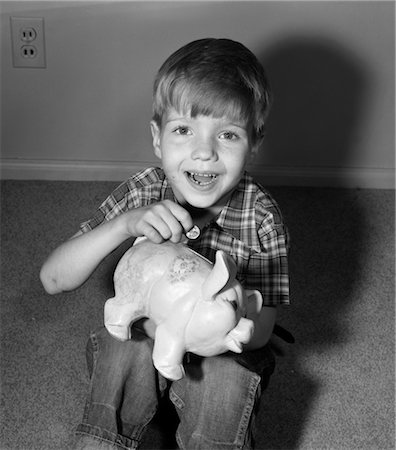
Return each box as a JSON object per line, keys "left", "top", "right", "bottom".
{"left": 186, "top": 171, "right": 218, "bottom": 186}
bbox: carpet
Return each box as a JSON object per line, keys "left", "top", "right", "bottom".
{"left": 1, "top": 180, "right": 394, "bottom": 449}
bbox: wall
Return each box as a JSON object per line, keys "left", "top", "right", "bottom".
{"left": 1, "top": 1, "right": 395, "bottom": 188}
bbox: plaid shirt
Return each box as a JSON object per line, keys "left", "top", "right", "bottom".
{"left": 80, "top": 167, "right": 289, "bottom": 306}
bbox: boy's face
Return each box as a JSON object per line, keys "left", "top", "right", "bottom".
{"left": 151, "top": 108, "right": 257, "bottom": 210}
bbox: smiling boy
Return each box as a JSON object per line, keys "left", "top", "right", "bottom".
{"left": 41, "top": 38, "right": 289, "bottom": 449}
{"left": 152, "top": 110, "right": 252, "bottom": 213}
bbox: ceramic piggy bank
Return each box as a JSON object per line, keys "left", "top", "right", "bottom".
{"left": 104, "top": 238, "right": 262, "bottom": 380}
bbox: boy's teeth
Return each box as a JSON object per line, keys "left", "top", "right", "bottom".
{"left": 188, "top": 172, "right": 217, "bottom": 185}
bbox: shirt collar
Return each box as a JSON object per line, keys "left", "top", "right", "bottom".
{"left": 215, "top": 172, "right": 261, "bottom": 251}
{"left": 161, "top": 171, "right": 178, "bottom": 202}
{"left": 161, "top": 170, "right": 260, "bottom": 251}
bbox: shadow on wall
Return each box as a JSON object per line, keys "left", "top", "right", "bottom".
{"left": 251, "top": 36, "right": 368, "bottom": 449}
{"left": 257, "top": 34, "right": 367, "bottom": 169}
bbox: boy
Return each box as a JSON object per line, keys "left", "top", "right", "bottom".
{"left": 40, "top": 38, "right": 289, "bottom": 450}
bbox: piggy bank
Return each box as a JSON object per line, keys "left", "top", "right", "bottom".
{"left": 104, "top": 238, "right": 262, "bottom": 380}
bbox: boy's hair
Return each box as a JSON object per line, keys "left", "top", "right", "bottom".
{"left": 152, "top": 38, "right": 272, "bottom": 145}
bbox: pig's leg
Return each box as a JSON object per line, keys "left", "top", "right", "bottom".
{"left": 104, "top": 297, "right": 145, "bottom": 341}
{"left": 152, "top": 323, "right": 186, "bottom": 381}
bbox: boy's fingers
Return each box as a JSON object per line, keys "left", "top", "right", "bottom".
{"left": 139, "top": 222, "right": 165, "bottom": 244}
{"left": 133, "top": 201, "right": 193, "bottom": 243}
{"left": 145, "top": 214, "right": 175, "bottom": 241}
{"left": 164, "top": 201, "right": 193, "bottom": 233}
{"left": 140, "top": 210, "right": 182, "bottom": 243}
{"left": 156, "top": 207, "right": 186, "bottom": 242}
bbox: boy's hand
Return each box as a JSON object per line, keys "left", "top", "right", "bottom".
{"left": 40, "top": 200, "right": 192, "bottom": 294}
{"left": 125, "top": 200, "right": 193, "bottom": 244}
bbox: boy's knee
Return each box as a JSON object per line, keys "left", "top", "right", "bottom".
{"left": 171, "top": 354, "right": 261, "bottom": 449}
{"left": 85, "top": 326, "right": 154, "bottom": 378}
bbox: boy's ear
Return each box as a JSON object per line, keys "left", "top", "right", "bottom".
{"left": 248, "top": 144, "right": 259, "bottom": 162}
{"left": 249, "top": 136, "right": 264, "bottom": 162}
{"left": 150, "top": 120, "right": 162, "bottom": 159}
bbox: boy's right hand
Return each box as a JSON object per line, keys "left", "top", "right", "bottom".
{"left": 124, "top": 200, "right": 193, "bottom": 244}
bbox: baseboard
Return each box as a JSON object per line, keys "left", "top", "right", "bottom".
{"left": 0, "top": 159, "right": 150, "bottom": 182}
{"left": 1, "top": 159, "right": 394, "bottom": 189}
{"left": 249, "top": 165, "right": 395, "bottom": 189}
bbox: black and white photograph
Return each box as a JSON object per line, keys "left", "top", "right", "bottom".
{"left": 1, "top": 1, "right": 394, "bottom": 449}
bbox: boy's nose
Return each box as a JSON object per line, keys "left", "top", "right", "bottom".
{"left": 191, "top": 138, "right": 218, "bottom": 161}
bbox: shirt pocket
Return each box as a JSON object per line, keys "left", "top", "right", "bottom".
{"left": 228, "top": 238, "right": 257, "bottom": 288}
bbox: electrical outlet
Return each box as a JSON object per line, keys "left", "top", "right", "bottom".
{"left": 10, "top": 17, "right": 46, "bottom": 68}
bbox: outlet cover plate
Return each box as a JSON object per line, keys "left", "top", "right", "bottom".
{"left": 10, "top": 17, "right": 46, "bottom": 68}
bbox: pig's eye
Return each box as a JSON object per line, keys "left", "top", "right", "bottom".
{"left": 229, "top": 300, "right": 238, "bottom": 311}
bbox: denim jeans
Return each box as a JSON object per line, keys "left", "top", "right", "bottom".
{"left": 75, "top": 326, "right": 275, "bottom": 450}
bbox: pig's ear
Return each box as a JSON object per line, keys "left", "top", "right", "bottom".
{"left": 245, "top": 290, "right": 263, "bottom": 317}
{"left": 202, "top": 251, "right": 237, "bottom": 300}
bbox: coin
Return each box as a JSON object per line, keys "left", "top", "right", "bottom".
{"left": 186, "top": 225, "right": 200, "bottom": 240}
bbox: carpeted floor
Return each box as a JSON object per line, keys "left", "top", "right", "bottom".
{"left": 1, "top": 180, "right": 394, "bottom": 450}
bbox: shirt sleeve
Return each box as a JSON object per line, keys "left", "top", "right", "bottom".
{"left": 79, "top": 168, "right": 165, "bottom": 233}
{"left": 79, "top": 179, "right": 140, "bottom": 233}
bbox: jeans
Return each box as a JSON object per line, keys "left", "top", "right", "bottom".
{"left": 75, "top": 326, "right": 275, "bottom": 450}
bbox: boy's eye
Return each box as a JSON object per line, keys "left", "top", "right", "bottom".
{"left": 174, "top": 126, "right": 191, "bottom": 135}
{"left": 219, "top": 131, "right": 239, "bottom": 140}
